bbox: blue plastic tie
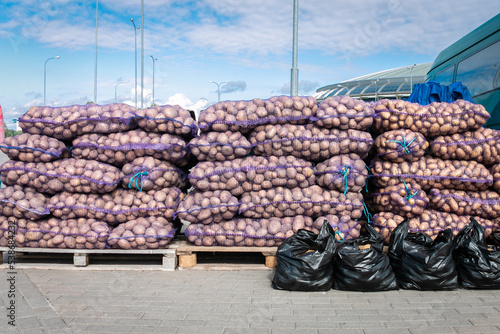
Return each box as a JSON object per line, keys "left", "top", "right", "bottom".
{"left": 364, "top": 163, "right": 371, "bottom": 193}
{"left": 362, "top": 202, "right": 372, "bottom": 224}
{"left": 388, "top": 136, "right": 416, "bottom": 155}
{"left": 128, "top": 171, "right": 149, "bottom": 192}
{"left": 334, "top": 230, "right": 345, "bottom": 242}
{"left": 338, "top": 165, "right": 350, "bottom": 198}
{"left": 400, "top": 179, "right": 418, "bottom": 201}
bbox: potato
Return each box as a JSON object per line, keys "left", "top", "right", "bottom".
{"left": 121, "top": 157, "right": 186, "bottom": 191}
{"left": 428, "top": 188, "right": 500, "bottom": 219}
{"left": 239, "top": 185, "right": 364, "bottom": 219}
{"left": 372, "top": 99, "right": 489, "bottom": 136}
{"left": 367, "top": 182, "right": 429, "bottom": 218}
{"left": 174, "top": 190, "right": 239, "bottom": 224}
{"left": 315, "top": 96, "right": 374, "bottom": 130}
{"left": 72, "top": 130, "right": 188, "bottom": 166}
{"left": 314, "top": 153, "right": 368, "bottom": 192}
{"left": 491, "top": 164, "right": 500, "bottom": 191}
{"left": 188, "top": 131, "right": 252, "bottom": 161}
{"left": 189, "top": 156, "right": 315, "bottom": 196}
{"left": 370, "top": 156, "right": 493, "bottom": 191}
{"left": 374, "top": 129, "right": 428, "bottom": 162}
{"left": 0, "top": 134, "right": 69, "bottom": 162}
{"left": 0, "top": 185, "right": 50, "bottom": 220}
{"left": 134, "top": 104, "right": 197, "bottom": 137}
{"left": 18, "top": 103, "right": 137, "bottom": 140}
{"left": 185, "top": 216, "right": 316, "bottom": 247}
{"left": 312, "top": 215, "right": 362, "bottom": 240}
{"left": 107, "top": 216, "right": 176, "bottom": 249}
{"left": 0, "top": 158, "right": 123, "bottom": 194}
{"left": 249, "top": 124, "right": 374, "bottom": 161}
{"left": 198, "top": 96, "right": 318, "bottom": 133}
{"left": 47, "top": 187, "right": 182, "bottom": 225}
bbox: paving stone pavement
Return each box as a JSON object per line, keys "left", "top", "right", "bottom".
{"left": 1, "top": 269, "right": 500, "bottom": 333}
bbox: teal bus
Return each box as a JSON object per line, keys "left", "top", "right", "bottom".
{"left": 426, "top": 13, "right": 500, "bottom": 128}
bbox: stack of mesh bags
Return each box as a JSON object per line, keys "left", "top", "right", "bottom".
{"left": 367, "top": 98, "right": 500, "bottom": 243}
{"left": 181, "top": 95, "right": 374, "bottom": 246}
{"left": 0, "top": 103, "right": 193, "bottom": 250}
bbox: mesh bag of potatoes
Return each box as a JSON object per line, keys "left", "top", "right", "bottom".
{"left": 314, "top": 154, "right": 368, "bottom": 193}
{"left": 249, "top": 124, "right": 374, "bottom": 161}
{"left": 374, "top": 129, "right": 429, "bottom": 162}
{"left": 370, "top": 156, "right": 493, "bottom": 191}
{"left": 107, "top": 216, "right": 176, "bottom": 250}
{"left": 372, "top": 210, "right": 496, "bottom": 244}
{"left": 187, "top": 131, "right": 252, "bottom": 162}
{"left": 18, "top": 103, "right": 137, "bottom": 140}
{"left": 314, "top": 96, "right": 375, "bottom": 130}
{"left": 189, "top": 156, "right": 315, "bottom": 196}
{"left": 0, "top": 185, "right": 50, "bottom": 220}
{"left": 47, "top": 187, "right": 182, "bottom": 225}
{"left": 133, "top": 104, "right": 197, "bottom": 137}
{"left": 430, "top": 127, "right": 500, "bottom": 165}
{"left": 0, "top": 158, "right": 122, "bottom": 194}
{"left": 239, "top": 186, "right": 364, "bottom": 219}
{"left": 174, "top": 190, "right": 239, "bottom": 225}
{"left": 13, "top": 217, "right": 110, "bottom": 249}
{"left": 428, "top": 188, "right": 500, "bottom": 219}
{"left": 121, "top": 157, "right": 185, "bottom": 191}
{"left": 372, "top": 99, "right": 490, "bottom": 136}
{"left": 198, "top": 96, "right": 318, "bottom": 133}
{"left": 185, "top": 215, "right": 316, "bottom": 247}
{"left": 367, "top": 181, "right": 429, "bottom": 218}
{"left": 0, "top": 216, "right": 16, "bottom": 247}
{"left": 72, "top": 129, "right": 188, "bottom": 167}
{"left": 0, "top": 134, "right": 69, "bottom": 162}
{"left": 491, "top": 164, "right": 500, "bottom": 191}
{"left": 312, "top": 215, "right": 363, "bottom": 240}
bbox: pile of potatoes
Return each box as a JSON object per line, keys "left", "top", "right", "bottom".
{"left": 314, "top": 96, "right": 374, "bottom": 130}
{"left": 0, "top": 216, "right": 15, "bottom": 247}
{"left": 188, "top": 131, "right": 252, "bottom": 161}
{"left": 367, "top": 182, "right": 429, "bottom": 218}
{"left": 312, "top": 215, "right": 362, "bottom": 240}
{"left": 47, "top": 187, "right": 182, "bottom": 225}
{"left": 174, "top": 190, "right": 240, "bottom": 224}
{"left": 0, "top": 185, "right": 49, "bottom": 220}
{"left": 374, "top": 129, "right": 428, "bottom": 162}
{"left": 430, "top": 127, "right": 500, "bottom": 165}
{"left": 14, "top": 217, "right": 110, "bottom": 249}
{"left": 428, "top": 188, "right": 500, "bottom": 219}
{"left": 314, "top": 154, "right": 368, "bottom": 193}
{"left": 121, "top": 157, "right": 185, "bottom": 191}
{"left": 198, "top": 96, "right": 318, "bottom": 133}
{"left": 72, "top": 130, "right": 188, "bottom": 166}
{"left": 107, "top": 216, "right": 176, "bottom": 250}
{"left": 189, "top": 156, "right": 315, "bottom": 196}
{"left": 491, "top": 164, "right": 500, "bottom": 191}
{"left": 372, "top": 210, "right": 494, "bottom": 244}
{"left": 19, "top": 103, "right": 137, "bottom": 140}
{"left": 134, "top": 104, "right": 197, "bottom": 137}
{"left": 239, "top": 186, "right": 364, "bottom": 219}
{"left": 370, "top": 156, "right": 493, "bottom": 191}
{"left": 372, "top": 99, "right": 489, "bottom": 136}
{"left": 185, "top": 215, "right": 315, "bottom": 247}
{"left": 0, "top": 158, "right": 122, "bottom": 194}
{"left": 0, "top": 134, "right": 69, "bottom": 162}
{"left": 249, "top": 124, "right": 374, "bottom": 161}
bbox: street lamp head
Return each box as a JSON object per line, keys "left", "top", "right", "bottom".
{"left": 54, "top": 56, "right": 60, "bottom": 59}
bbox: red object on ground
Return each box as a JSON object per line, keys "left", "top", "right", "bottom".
{"left": 0, "top": 105, "right": 4, "bottom": 143}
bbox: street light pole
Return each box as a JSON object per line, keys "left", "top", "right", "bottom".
{"left": 115, "top": 81, "right": 126, "bottom": 102}
{"left": 209, "top": 81, "right": 227, "bottom": 102}
{"left": 44, "top": 56, "right": 60, "bottom": 105}
{"left": 409, "top": 64, "right": 417, "bottom": 93}
{"left": 150, "top": 55, "right": 157, "bottom": 106}
{"left": 141, "top": 0, "right": 144, "bottom": 109}
{"left": 290, "top": 0, "right": 299, "bottom": 96}
{"left": 130, "top": 19, "right": 140, "bottom": 109}
{"left": 94, "top": 0, "right": 99, "bottom": 103}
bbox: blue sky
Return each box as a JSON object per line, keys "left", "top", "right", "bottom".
{"left": 0, "top": 0, "right": 499, "bottom": 128}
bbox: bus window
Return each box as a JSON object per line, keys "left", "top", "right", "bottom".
{"left": 433, "top": 65, "right": 455, "bottom": 85}
{"left": 455, "top": 40, "right": 500, "bottom": 96}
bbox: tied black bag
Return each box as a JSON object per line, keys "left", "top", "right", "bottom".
{"left": 389, "top": 220, "right": 458, "bottom": 290}
{"left": 453, "top": 217, "right": 500, "bottom": 289}
{"left": 332, "top": 223, "right": 398, "bottom": 291}
{"left": 272, "top": 221, "right": 336, "bottom": 291}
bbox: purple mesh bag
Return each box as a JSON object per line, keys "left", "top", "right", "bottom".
{"left": 312, "top": 215, "right": 363, "bottom": 240}
{"left": 428, "top": 188, "right": 500, "bottom": 219}
{"left": 0, "top": 185, "right": 50, "bottom": 220}
{"left": 0, "top": 133, "right": 69, "bottom": 162}
{"left": 374, "top": 129, "right": 428, "bottom": 163}
{"left": 367, "top": 181, "right": 429, "bottom": 218}
{"left": 314, "top": 96, "right": 375, "bottom": 130}
{"left": 314, "top": 153, "right": 368, "bottom": 193}
{"left": 133, "top": 104, "right": 198, "bottom": 137}
{"left": 121, "top": 157, "right": 186, "bottom": 191}
{"left": 187, "top": 131, "right": 252, "bottom": 161}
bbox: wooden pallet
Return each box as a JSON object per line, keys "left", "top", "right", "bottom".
{"left": 175, "top": 241, "right": 278, "bottom": 270}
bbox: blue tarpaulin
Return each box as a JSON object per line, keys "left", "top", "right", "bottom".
{"left": 408, "top": 81, "right": 473, "bottom": 105}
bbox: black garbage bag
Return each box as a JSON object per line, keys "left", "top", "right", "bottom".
{"left": 453, "top": 217, "right": 500, "bottom": 289}
{"left": 388, "top": 220, "right": 458, "bottom": 290}
{"left": 332, "top": 223, "right": 398, "bottom": 291}
{"left": 272, "top": 221, "right": 336, "bottom": 291}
